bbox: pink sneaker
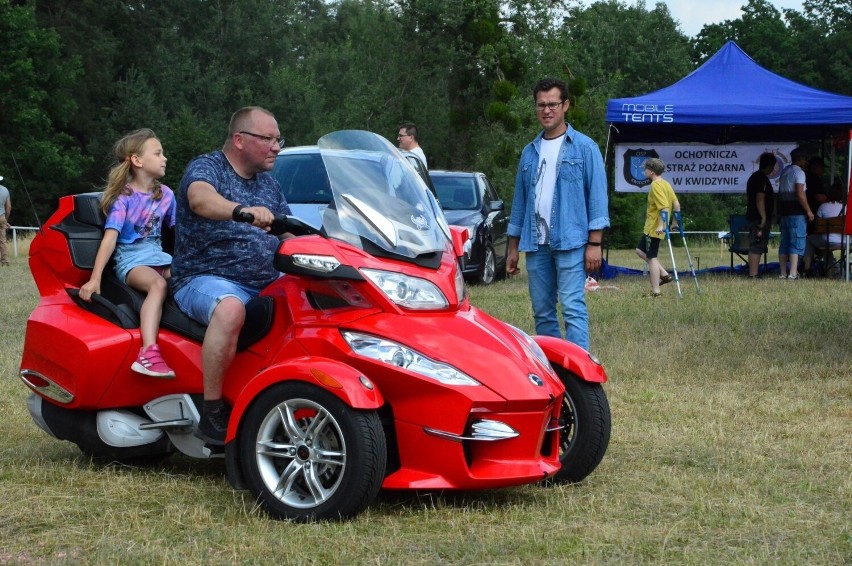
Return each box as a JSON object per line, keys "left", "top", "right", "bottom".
{"left": 131, "top": 344, "right": 175, "bottom": 378}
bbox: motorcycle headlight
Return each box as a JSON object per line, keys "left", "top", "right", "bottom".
{"left": 342, "top": 331, "right": 480, "bottom": 386}
{"left": 510, "top": 325, "right": 551, "bottom": 370}
{"left": 361, "top": 269, "right": 448, "bottom": 309}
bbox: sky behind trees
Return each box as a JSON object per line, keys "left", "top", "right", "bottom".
{"left": 657, "top": 0, "right": 803, "bottom": 36}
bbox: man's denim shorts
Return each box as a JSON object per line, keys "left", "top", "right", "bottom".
{"left": 173, "top": 275, "right": 262, "bottom": 325}
{"left": 779, "top": 215, "right": 806, "bottom": 256}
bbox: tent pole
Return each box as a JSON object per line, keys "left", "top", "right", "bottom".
{"left": 604, "top": 124, "right": 618, "bottom": 170}
{"left": 846, "top": 129, "right": 851, "bottom": 282}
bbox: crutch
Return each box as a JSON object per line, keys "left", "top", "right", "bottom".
{"left": 660, "top": 210, "right": 683, "bottom": 299}
{"left": 674, "top": 211, "right": 700, "bottom": 295}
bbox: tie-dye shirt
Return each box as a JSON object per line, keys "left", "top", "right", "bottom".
{"left": 104, "top": 186, "right": 176, "bottom": 244}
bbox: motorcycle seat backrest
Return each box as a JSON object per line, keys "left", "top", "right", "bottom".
{"left": 64, "top": 193, "right": 274, "bottom": 351}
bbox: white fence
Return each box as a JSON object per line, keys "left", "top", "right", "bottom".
{"left": 4, "top": 227, "right": 737, "bottom": 257}
{"left": 8, "top": 226, "right": 40, "bottom": 257}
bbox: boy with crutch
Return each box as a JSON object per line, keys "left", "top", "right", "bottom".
{"left": 634, "top": 158, "right": 680, "bottom": 298}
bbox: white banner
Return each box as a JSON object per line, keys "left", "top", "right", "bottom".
{"left": 614, "top": 142, "right": 797, "bottom": 193}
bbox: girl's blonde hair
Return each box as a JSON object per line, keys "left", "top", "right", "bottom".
{"left": 101, "top": 128, "right": 163, "bottom": 215}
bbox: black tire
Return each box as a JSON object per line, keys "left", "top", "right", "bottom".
{"left": 239, "top": 382, "right": 386, "bottom": 522}
{"left": 477, "top": 243, "right": 497, "bottom": 285}
{"left": 550, "top": 367, "right": 611, "bottom": 483}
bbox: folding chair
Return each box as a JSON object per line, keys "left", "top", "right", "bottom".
{"left": 725, "top": 214, "right": 769, "bottom": 271}
{"left": 812, "top": 214, "right": 847, "bottom": 278}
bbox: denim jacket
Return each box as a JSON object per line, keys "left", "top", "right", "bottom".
{"left": 508, "top": 125, "right": 609, "bottom": 252}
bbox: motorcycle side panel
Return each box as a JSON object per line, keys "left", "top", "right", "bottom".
{"left": 21, "top": 305, "right": 134, "bottom": 407}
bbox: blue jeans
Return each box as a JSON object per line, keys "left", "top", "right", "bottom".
{"left": 525, "top": 245, "right": 589, "bottom": 350}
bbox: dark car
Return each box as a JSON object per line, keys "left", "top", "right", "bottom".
{"left": 272, "top": 146, "right": 436, "bottom": 229}
{"left": 429, "top": 170, "right": 508, "bottom": 285}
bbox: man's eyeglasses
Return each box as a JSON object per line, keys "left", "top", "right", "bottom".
{"left": 397, "top": 133, "right": 413, "bottom": 139}
{"left": 534, "top": 101, "right": 564, "bottom": 112}
{"left": 240, "top": 131, "right": 285, "bottom": 148}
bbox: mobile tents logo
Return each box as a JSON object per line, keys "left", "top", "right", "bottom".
{"left": 622, "top": 148, "right": 659, "bottom": 188}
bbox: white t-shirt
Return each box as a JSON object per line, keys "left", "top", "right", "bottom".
{"left": 535, "top": 135, "right": 563, "bottom": 245}
{"left": 409, "top": 146, "right": 427, "bottom": 169}
{"left": 816, "top": 201, "right": 844, "bottom": 246}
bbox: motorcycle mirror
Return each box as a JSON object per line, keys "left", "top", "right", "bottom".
{"left": 450, "top": 226, "right": 468, "bottom": 259}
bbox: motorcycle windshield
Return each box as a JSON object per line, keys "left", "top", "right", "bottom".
{"left": 318, "top": 130, "right": 451, "bottom": 260}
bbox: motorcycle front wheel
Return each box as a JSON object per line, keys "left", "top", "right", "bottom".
{"left": 239, "top": 382, "right": 386, "bottom": 522}
{"left": 550, "top": 367, "right": 611, "bottom": 483}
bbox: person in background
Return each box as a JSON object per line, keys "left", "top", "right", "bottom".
{"left": 634, "top": 158, "right": 679, "bottom": 297}
{"left": 79, "top": 129, "right": 176, "bottom": 378}
{"left": 745, "top": 152, "right": 777, "bottom": 279}
{"left": 506, "top": 77, "right": 609, "bottom": 351}
{"left": 805, "top": 156, "right": 827, "bottom": 236}
{"left": 171, "top": 106, "right": 291, "bottom": 446}
{"left": 776, "top": 148, "right": 813, "bottom": 280}
{"left": 397, "top": 123, "right": 427, "bottom": 168}
{"left": 0, "top": 175, "right": 10, "bottom": 266}
{"left": 802, "top": 183, "right": 845, "bottom": 276}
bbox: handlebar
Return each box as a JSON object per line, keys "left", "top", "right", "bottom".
{"left": 234, "top": 210, "right": 321, "bottom": 237}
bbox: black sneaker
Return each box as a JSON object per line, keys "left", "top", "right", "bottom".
{"left": 195, "top": 401, "right": 231, "bottom": 446}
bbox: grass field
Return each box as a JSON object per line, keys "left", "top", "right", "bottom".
{"left": 0, "top": 239, "right": 849, "bottom": 564}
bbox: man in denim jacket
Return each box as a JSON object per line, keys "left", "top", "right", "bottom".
{"left": 506, "top": 78, "right": 609, "bottom": 351}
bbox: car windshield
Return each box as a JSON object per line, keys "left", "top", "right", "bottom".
{"left": 271, "top": 153, "right": 330, "bottom": 204}
{"left": 431, "top": 175, "right": 480, "bottom": 211}
{"left": 317, "top": 130, "right": 451, "bottom": 260}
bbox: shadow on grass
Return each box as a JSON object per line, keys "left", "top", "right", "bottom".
{"left": 73, "top": 450, "right": 536, "bottom": 514}
{"left": 372, "top": 485, "right": 533, "bottom": 516}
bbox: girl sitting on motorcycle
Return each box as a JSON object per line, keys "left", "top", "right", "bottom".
{"left": 79, "top": 128, "right": 177, "bottom": 378}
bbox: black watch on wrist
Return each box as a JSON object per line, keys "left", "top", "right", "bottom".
{"left": 587, "top": 241, "right": 602, "bottom": 247}
{"left": 232, "top": 204, "right": 245, "bottom": 221}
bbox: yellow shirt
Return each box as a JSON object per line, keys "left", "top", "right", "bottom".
{"left": 643, "top": 178, "right": 677, "bottom": 238}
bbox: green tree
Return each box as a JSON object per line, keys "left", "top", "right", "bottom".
{"left": 0, "top": 0, "right": 90, "bottom": 221}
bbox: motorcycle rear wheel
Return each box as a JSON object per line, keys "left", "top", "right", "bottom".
{"left": 239, "top": 382, "right": 386, "bottom": 521}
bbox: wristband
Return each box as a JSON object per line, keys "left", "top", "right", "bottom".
{"left": 587, "top": 241, "right": 602, "bottom": 247}
{"left": 232, "top": 204, "right": 245, "bottom": 221}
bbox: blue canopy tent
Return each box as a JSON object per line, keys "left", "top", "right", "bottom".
{"left": 605, "top": 40, "right": 852, "bottom": 145}
{"left": 603, "top": 41, "right": 852, "bottom": 279}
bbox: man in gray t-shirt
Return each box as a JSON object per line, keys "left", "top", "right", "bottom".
{"left": 0, "top": 176, "right": 11, "bottom": 266}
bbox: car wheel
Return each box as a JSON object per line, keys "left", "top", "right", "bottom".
{"left": 550, "top": 367, "right": 611, "bottom": 483}
{"left": 239, "top": 382, "right": 386, "bottom": 522}
{"left": 477, "top": 244, "right": 496, "bottom": 285}
{"left": 494, "top": 241, "right": 508, "bottom": 281}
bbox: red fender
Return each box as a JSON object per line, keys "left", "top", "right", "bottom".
{"left": 228, "top": 357, "right": 385, "bottom": 442}
{"left": 533, "top": 336, "right": 608, "bottom": 383}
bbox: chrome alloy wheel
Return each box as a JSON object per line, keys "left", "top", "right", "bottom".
{"left": 254, "top": 398, "right": 347, "bottom": 509}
